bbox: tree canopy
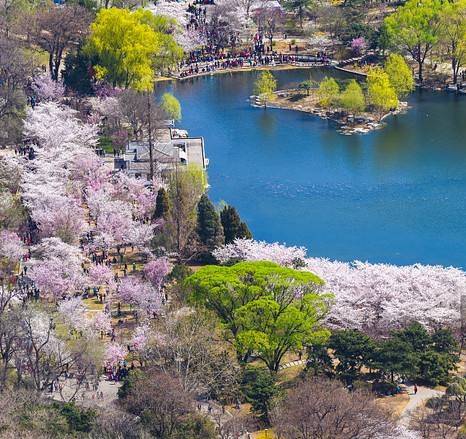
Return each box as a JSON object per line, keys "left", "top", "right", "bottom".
{"left": 317, "top": 77, "right": 340, "bottom": 108}
{"left": 160, "top": 92, "right": 181, "bottom": 121}
{"left": 366, "top": 67, "right": 398, "bottom": 115}
{"left": 254, "top": 70, "right": 277, "bottom": 107}
{"left": 384, "top": 54, "right": 415, "bottom": 98}
{"left": 339, "top": 79, "right": 365, "bottom": 113}
{"left": 438, "top": 0, "right": 466, "bottom": 83}
{"left": 385, "top": 0, "right": 442, "bottom": 82}
{"left": 220, "top": 205, "right": 252, "bottom": 244}
{"left": 186, "top": 261, "right": 331, "bottom": 372}
{"left": 196, "top": 194, "right": 224, "bottom": 253}
{"left": 85, "top": 8, "right": 183, "bottom": 91}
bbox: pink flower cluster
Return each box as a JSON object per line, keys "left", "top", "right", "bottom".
{"left": 143, "top": 258, "right": 170, "bottom": 289}
{"left": 118, "top": 275, "right": 163, "bottom": 316}
{"left": 88, "top": 264, "right": 116, "bottom": 291}
{"left": 351, "top": 37, "right": 367, "bottom": 54}
{"left": 0, "top": 230, "right": 26, "bottom": 262}
{"left": 214, "top": 239, "right": 466, "bottom": 331}
{"left": 31, "top": 75, "right": 65, "bottom": 102}
{"left": 105, "top": 343, "right": 126, "bottom": 367}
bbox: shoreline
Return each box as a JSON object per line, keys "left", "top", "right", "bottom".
{"left": 155, "top": 62, "right": 333, "bottom": 83}
{"left": 157, "top": 58, "right": 466, "bottom": 98}
{"left": 257, "top": 101, "right": 390, "bottom": 135}
{"left": 251, "top": 89, "right": 407, "bottom": 135}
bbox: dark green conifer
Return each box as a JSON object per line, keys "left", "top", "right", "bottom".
{"left": 154, "top": 188, "right": 169, "bottom": 219}
{"left": 220, "top": 205, "right": 253, "bottom": 244}
{"left": 197, "top": 194, "right": 224, "bottom": 250}
{"left": 237, "top": 221, "right": 252, "bottom": 240}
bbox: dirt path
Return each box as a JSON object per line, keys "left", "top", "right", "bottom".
{"left": 399, "top": 386, "right": 444, "bottom": 427}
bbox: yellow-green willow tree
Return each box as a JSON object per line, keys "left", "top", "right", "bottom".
{"left": 86, "top": 8, "right": 183, "bottom": 90}
{"left": 254, "top": 70, "right": 277, "bottom": 108}
{"left": 438, "top": 0, "right": 466, "bottom": 83}
{"left": 385, "top": 0, "right": 442, "bottom": 83}
{"left": 366, "top": 67, "right": 398, "bottom": 118}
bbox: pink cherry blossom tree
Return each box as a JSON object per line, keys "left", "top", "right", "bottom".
{"left": 105, "top": 343, "right": 126, "bottom": 367}
{"left": 143, "top": 258, "right": 170, "bottom": 289}
{"left": 94, "top": 200, "right": 134, "bottom": 248}
{"left": 91, "top": 311, "right": 112, "bottom": 334}
{"left": 213, "top": 238, "right": 307, "bottom": 267}
{"left": 32, "top": 237, "right": 83, "bottom": 265}
{"left": 58, "top": 297, "right": 88, "bottom": 331}
{"left": 28, "top": 256, "right": 86, "bottom": 300}
{"left": 31, "top": 198, "right": 88, "bottom": 244}
{"left": 130, "top": 324, "right": 149, "bottom": 353}
{"left": 351, "top": 37, "right": 367, "bottom": 55}
{"left": 117, "top": 275, "right": 163, "bottom": 317}
{"left": 214, "top": 239, "right": 466, "bottom": 332}
{"left": 31, "top": 75, "right": 65, "bottom": 102}
{"left": 0, "top": 230, "right": 26, "bottom": 262}
{"left": 112, "top": 172, "right": 156, "bottom": 220}
{"left": 28, "top": 238, "right": 85, "bottom": 300}
{"left": 88, "top": 263, "right": 116, "bottom": 292}
{"left": 24, "top": 102, "right": 98, "bottom": 151}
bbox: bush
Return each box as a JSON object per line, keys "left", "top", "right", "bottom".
{"left": 372, "top": 381, "right": 399, "bottom": 396}
{"left": 55, "top": 402, "right": 95, "bottom": 433}
{"left": 174, "top": 414, "right": 217, "bottom": 439}
{"left": 98, "top": 135, "right": 115, "bottom": 154}
{"left": 241, "top": 367, "right": 279, "bottom": 422}
{"left": 168, "top": 264, "right": 194, "bottom": 282}
{"left": 118, "top": 369, "right": 144, "bottom": 399}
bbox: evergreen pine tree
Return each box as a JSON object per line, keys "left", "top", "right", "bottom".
{"left": 237, "top": 221, "right": 252, "bottom": 240}
{"left": 220, "top": 205, "right": 253, "bottom": 244}
{"left": 154, "top": 188, "right": 169, "bottom": 219}
{"left": 220, "top": 206, "right": 242, "bottom": 244}
{"left": 62, "top": 47, "right": 94, "bottom": 96}
{"left": 197, "top": 194, "right": 224, "bottom": 250}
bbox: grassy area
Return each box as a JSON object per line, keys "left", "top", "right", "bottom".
{"left": 98, "top": 136, "right": 115, "bottom": 154}
{"left": 376, "top": 393, "right": 410, "bottom": 419}
{"left": 277, "top": 364, "right": 304, "bottom": 385}
{"left": 253, "top": 430, "right": 276, "bottom": 439}
{"left": 82, "top": 297, "right": 104, "bottom": 311}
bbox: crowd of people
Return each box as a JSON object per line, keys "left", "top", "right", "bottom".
{"left": 104, "top": 360, "right": 131, "bottom": 383}
{"left": 180, "top": 42, "right": 330, "bottom": 78}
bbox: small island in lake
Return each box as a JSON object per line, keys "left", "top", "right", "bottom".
{"left": 252, "top": 54, "right": 414, "bottom": 135}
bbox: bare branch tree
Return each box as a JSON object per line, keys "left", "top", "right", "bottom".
{"left": 147, "top": 309, "right": 241, "bottom": 401}
{"left": 272, "top": 377, "right": 399, "bottom": 439}
{"left": 27, "top": 5, "right": 91, "bottom": 81}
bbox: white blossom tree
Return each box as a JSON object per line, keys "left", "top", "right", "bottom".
{"left": 214, "top": 239, "right": 466, "bottom": 332}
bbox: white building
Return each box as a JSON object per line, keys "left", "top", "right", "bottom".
{"left": 116, "top": 127, "right": 208, "bottom": 180}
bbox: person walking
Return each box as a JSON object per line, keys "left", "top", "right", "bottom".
{"left": 414, "top": 384, "right": 418, "bottom": 395}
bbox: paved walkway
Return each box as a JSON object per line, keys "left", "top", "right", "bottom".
{"left": 279, "top": 359, "right": 306, "bottom": 370}
{"left": 399, "top": 386, "right": 444, "bottom": 427}
{"left": 51, "top": 377, "right": 121, "bottom": 408}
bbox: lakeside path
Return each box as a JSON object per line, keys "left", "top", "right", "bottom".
{"left": 155, "top": 62, "right": 335, "bottom": 83}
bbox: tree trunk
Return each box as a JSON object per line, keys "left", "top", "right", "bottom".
{"left": 48, "top": 53, "right": 54, "bottom": 80}
{"left": 147, "top": 93, "right": 154, "bottom": 180}
{"left": 453, "top": 58, "right": 461, "bottom": 85}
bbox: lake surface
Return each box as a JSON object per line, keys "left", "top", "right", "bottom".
{"left": 160, "top": 68, "right": 466, "bottom": 267}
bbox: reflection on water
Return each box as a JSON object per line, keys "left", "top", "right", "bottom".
{"left": 159, "top": 69, "right": 466, "bottom": 267}
{"left": 258, "top": 110, "right": 277, "bottom": 137}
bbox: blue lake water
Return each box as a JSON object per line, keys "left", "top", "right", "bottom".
{"left": 160, "top": 68, "right": 466, "bottom": 267}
